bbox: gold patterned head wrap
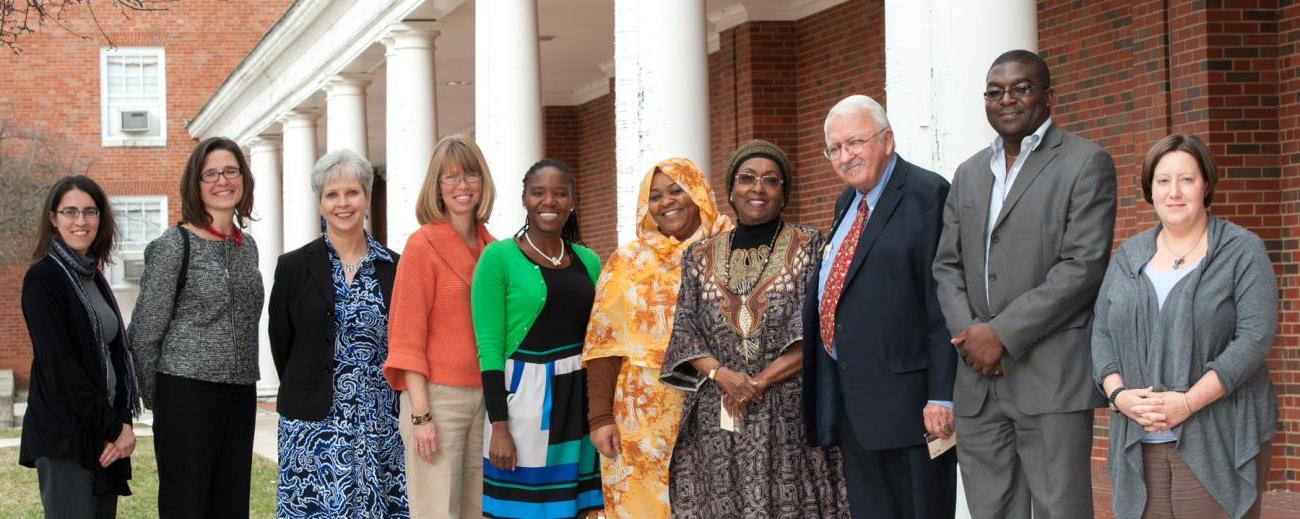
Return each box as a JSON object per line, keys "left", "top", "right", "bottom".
{"left": 582, "top": 158, "right": 733, "bottom": 368}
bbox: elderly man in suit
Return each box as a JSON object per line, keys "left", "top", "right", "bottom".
{"left": 802, "top": 94, "right": 958, "bottom": 518}
{"left": 932, "top": 50, "right": 1117, "bottom": 519}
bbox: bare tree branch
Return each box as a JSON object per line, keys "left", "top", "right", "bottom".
{"left": 1, "top": 0, "right": 173, "bottom": 54}
{"left": 0, "top": 120, "right": 92, "bottom": 264}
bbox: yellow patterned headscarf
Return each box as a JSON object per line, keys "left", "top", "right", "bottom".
{"left": 583, "top": 158, "right": 732, "bottom": 368}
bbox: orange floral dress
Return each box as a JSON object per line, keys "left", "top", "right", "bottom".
{"left": 582, "top": 158, "right": 731, "bottom": 518}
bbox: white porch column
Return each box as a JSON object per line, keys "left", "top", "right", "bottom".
{"left": 247, "top": 136, "right": 282, "bottom": 396}
{"left": 324, "top": 74, "right": 372, "bottom": 158}
{"left": 382, "top": 23, "right": 439, "bottom": 252}
{"left": 476, "top": 0, "right": 542, "bottom": 239}
{"left": 885, "top": 0, "right": 1037, "bottom": 180}
{"left": 279, "top": 109, "right": 321, "bottom": 250}
{"left": 613, "top": 0, "right": 710, "bottom": 244}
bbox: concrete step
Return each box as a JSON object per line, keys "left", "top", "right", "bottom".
{"left": 0, "top": 370, "right": 13, "bottom": 428}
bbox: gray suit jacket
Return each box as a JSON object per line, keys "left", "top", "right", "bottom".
{"left": 932, "top": 123, "right": 1116, "bottom": 416}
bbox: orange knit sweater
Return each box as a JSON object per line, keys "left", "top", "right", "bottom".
{"left": 383, "top": 222, "right": 493, "bottom": 389}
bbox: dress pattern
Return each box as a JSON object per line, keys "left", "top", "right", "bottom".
{"left": 277, "top": 235, "right": 410, "bottom": 518}
{"left": 661, "top": 223, "right": 850, "bottom": 519}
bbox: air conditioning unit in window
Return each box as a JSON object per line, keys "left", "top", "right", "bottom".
{"left": 120, "top": 110, "right": 150, "bottom": 133}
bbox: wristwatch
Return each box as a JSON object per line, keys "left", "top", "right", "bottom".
{"left": 411, "top": 412, "right": 433, "bottom": 425}
{"left": 1107, "top": 386, "right": 1126, "bottom": 413}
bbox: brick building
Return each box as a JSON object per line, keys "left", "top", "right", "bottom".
{"left": 2, "top": 0, "right": 1297, "bottom": 498}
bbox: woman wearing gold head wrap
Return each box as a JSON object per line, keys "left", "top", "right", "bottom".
{"left": 582, "top": 158, "right": 732, "bottom": 518}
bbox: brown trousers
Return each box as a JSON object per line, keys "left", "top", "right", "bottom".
{"left": 1140, "top": 442, "right": 1271, "bottom": 519}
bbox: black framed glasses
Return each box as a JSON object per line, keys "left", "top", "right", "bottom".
{"left": 439, "top": 171, "right": 484, "bottom": 186}
{"left": 983, "top": 83, "right": 1037, "bottom": 102}
{"left": 200, "top": 166, "right": 242, "bottom": 183}
{"left": 735, "top": 173, "right": 784, "bottom": 190}
{"left": 56, "top": 207, "right": 101, "bottom": 219}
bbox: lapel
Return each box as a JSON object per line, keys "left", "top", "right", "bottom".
{"left": 423, "top": 222, "right": 492, "bottom": 289}
{"left": 840, "top": 157, "right": 909, "bottom": 290}
{"left": 304, "top": 237, "right": 335, "bottom": 305}
{"left": 992, "top": 125, "right": 1062, "bottom": 232}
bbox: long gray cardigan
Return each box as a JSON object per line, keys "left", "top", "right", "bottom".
{"left": 1091, "top": 215, "right": 1277, "bottom": 519}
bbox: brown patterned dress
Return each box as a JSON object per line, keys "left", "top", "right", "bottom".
{"left": 660, "top": 222, "right": 849, "bottom": 518}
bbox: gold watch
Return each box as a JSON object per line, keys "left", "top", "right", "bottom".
{"left": 411, "top": 412, "right": 433, "bottom": 425}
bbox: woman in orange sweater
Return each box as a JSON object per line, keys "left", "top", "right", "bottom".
{"left": 383, "top": 134, "right": 497, "bottom": 518}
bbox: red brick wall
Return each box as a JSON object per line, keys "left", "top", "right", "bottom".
{"left": 1040, "top": 0, "right": 1297, "bottom": 490}
{"left": 0, "top": 1, "right": 291, "bottom": 388}
{"left": 543, "top": 85, "right": 618, "bottom": 258}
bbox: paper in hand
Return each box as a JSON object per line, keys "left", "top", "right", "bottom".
{"left": 721, "top": 399, "right": 741, "bottom": 432}
{"left": 926, "top": 432, "right": 956, "bottom": 459}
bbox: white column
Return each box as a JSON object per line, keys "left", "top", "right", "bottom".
{"left": 279, "top": 109, "right": 320, "bottom": 250}
{"left": 613, "top": 0, "right": 710, "bottom": 244}
{"left": 247, "top": 136, "right": 282, "bottom": 396}
{"left": 383, "top": 22, "right": 439, "bottom": 252}
{"left": 476, "top": 0, "right": 542, "bottom": 239}
{"left": 324, "top": 73, "right": 372, "bottom": 158}
{"left": 885, "top": 0, "right": 1037, "bottom": 180}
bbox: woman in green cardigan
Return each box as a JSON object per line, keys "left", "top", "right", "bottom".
{"left": 471, "top": 159, "right": 604, "bottom": 518}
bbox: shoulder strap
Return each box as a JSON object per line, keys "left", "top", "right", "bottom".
{"left": 173, "top": 224, "right": 190, "bottom": 313}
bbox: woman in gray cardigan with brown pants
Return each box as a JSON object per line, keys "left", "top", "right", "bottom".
{"left": 1091, "top": 134, "right": 1277, "bottom": 519}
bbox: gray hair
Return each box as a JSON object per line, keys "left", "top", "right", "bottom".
{"left": 824, "top": 95, "right": 891, "bottom": 142}
{"left": 310, "top": 149, "right": 374, "bottom": 201}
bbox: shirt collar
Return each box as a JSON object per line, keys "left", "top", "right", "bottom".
{"left": 991, "top": 118, "right": 1053, "bottom": 155}
{"left": 324, "top": 232, "right": 393, "bottom": 264}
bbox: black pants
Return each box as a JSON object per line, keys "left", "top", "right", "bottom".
{"left": 840, "top": 403, "right": 958, "bottom": 519}
{"left": 152, "top": 373, "right": 256, "bottom": 519}
{"left": 35, "top": 457, "right": 117, "bottom": 519}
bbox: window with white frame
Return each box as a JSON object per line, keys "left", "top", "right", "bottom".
{"left": 110, "top": 195, "right": 167, "bottom": 287}
{"left": 100, "top": 47, "right": 166, "bottom": 147}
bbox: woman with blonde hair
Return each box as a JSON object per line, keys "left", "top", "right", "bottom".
{"left": 583, "top": 158, "right": 731, "bottom": 517}
{"left": 384, "top": 134, "right": 497, "bottom": 517}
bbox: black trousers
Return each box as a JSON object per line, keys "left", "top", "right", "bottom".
{"left": 840, "top": 404, "right": 958, "bottom": 519}
{"left": 152, "top": 373, "right": 256, "bottom": 519}
{"left": 35, "top": 457, "right": 117, "bottom": 519}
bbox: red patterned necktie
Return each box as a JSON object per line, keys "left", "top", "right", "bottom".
{"left": 820, "top": 198, "right": 868, "bottom": 355}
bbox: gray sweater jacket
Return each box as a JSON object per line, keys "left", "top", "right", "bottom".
{"left": 1092, "top": 215, "right": 1277, "bottom": 519}
{"left": 127, "top": 227, "right": 264, "bottom": 407}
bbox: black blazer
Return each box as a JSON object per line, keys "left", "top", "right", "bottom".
{"left": 268, "top": 236, "right": 399, "bottom": 420}
{"left": 802, "top": 156, "right": 957, "bottom": 450}
{"left": 20, "top": 256, "right": 133, "bottom": 495}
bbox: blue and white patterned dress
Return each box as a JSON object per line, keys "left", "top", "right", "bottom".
{"left": 277, "top": 234, "right": 410, "bottom": 518}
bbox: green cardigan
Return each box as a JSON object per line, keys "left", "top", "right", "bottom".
{"left": 471, "top": 239, "right": 601, "bottom": 372}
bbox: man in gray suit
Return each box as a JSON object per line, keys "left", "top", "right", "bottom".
{"left": 932, "top": 49, "right": 1116, "bottom": 519}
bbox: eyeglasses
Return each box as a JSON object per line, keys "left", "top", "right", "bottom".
{"left": 200, "top": 166, "right": 242, "bottom": 183}
{"left": 440, "top": 171, "right": 484, "bottom": 186}
{"left": 983, "top": 83, "right": 1037, "bottom": 102}
{"left": 56, "top": 207, "right": 101, "bottom": 219}
{"left": 822, "top": 127, "right": 888, "bottom": 160}
{"left": 735, "top": 173, "right": 784, "bottom": 190}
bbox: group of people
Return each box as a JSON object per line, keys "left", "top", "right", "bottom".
{"left": 18, "top": 48, "right": 1277, "bottom": 519}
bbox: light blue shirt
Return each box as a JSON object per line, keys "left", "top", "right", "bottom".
{"left": 985, "top": 118, "right": 1053, "bottom": 305}
{"left": 814, "top": 155, "right": 953, "bottom": 409}
{"left": 1140, "top": 258, "right": 1200, "bottom": 443}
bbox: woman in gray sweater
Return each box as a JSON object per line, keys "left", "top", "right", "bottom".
{"left": 1092, "top": 134, "right": 1277, "bottom": 519}
{"left": 127, "top": 137, "right": 263, "bottom": 519}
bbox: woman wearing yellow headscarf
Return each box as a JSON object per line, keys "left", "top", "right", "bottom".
{"left": 583, "top": 158, "right": 731, "bottom": 518}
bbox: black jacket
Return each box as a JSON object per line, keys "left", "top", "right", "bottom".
{"left": 268, "top": 236, "right": 398, "bottom": 420}
{"left": 20, "top": 256, "right": 133, "bottom": 496}
{"left": 801, "top": 157, "right": 958, "bottom": 450}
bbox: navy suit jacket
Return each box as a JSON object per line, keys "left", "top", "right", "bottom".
{"left": 801, "top": 156, "right": 957, "bottom": 450}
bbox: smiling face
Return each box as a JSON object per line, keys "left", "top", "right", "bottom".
{"left": 522, "top": 166, "right": 574, "bottom": 235}
{"left": 647, "top": 172, "right": 702, "bottom": 241}
{"left": 49, "top": 188, "right": 99, "bottom": 255}
{"left": 730, "top": 157, "right": 784, "bottom": 225}
{"left": 825, "top": 110, "right": 894, "bottom": 193}
{"left": 984, "top": 60, "right": 1054, "bottom": 142}
{"left": 199, "top": 149, "right": 245, "bottom": 212}
{"left": 318, "top": 175, "right": 370, "bottom": 235}
{"left": 1151, "top": 150, "right": 1208, "bottom": 230}
{"left": 439, "top": 159, "right": 483, "bottom": 219}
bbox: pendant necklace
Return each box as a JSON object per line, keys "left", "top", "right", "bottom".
{"left": 525, "top": 231, "right": 565, "bottom": 267}
{"left": 340, "top": 258, "right": 364, "bottom": 275}
{"left": 1160, "top": 230, "right": 1204, "bottom": 270}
